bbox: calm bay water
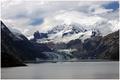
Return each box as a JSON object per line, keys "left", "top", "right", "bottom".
{"left": 1, "top": 62, "right": 119, "bottom": 79}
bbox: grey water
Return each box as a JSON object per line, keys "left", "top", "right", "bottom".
{"left": 1, "top": 62, "right": 119, "bottom": 79}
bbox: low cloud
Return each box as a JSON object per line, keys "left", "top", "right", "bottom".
{"left": 1, "top": 0, "right": 119, "bottom": 37}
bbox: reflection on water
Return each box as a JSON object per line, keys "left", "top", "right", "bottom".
{"left": 1, "top": 62, "right": 119, "bottom": 79}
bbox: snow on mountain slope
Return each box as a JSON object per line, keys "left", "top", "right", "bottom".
{"left": 35, "top": 19, "right": 119, "bottom": 43}
{"left": 1, "top": 22, "right": 28, "bottom": 41}
{"left": 92, "top": 19, "right": 119, "bottom": 36}
{"left": 41, "top": 11, "right": 119, "bottom": 33}
{"left": 51, "top": 30, "right": 92, "bottom": 43}
{"left": 108, "top": 20, "right": 120, "bottom": 32}
{"left": 34, "top": 11, "right": 119, "bottom": 43}
{"left": 40, "top": 11, "right": 104, "bottom": 32}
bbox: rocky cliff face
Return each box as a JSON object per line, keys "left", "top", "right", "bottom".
{"left": 98, "top": 31, "right": 119, "bottom": 60}
{"left": 67, "top": 31, "right": 119, "bottom": 60}
{"left": 32, "top": 31, "right": 48, "bottom": 42}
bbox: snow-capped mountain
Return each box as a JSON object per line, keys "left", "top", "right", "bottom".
{"left": 32, "top": 18, "right": 119, "bottom": 44}
{"left": 45, "top": 23, "right": 93, "bottom": 43}
{"left": 48, "top": 23, "right": 86, "bottom": 38}
{"left": 30, "top": 10, "right": 119, "bottom": 44}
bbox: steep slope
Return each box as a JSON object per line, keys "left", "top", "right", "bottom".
{"left": 66, "top": 30, "right": 119, "bottom": 60}
{"left": 1, "top": 21, "right": 73, "bottom": 63}
{"left": 98, "top": 30, "right": 119, "bottom": 60}
{"left": 1, "top": 21, "right": 26, "bottom": 67}
{"left": 1, "top": 21, "right": 51, "bottom": 63}
{"left": 42, "top": 30, "right": 119, "bottom": 60}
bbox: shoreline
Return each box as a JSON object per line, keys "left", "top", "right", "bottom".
{"left": 24, "top": 59, "right": 119, "bottom": 64}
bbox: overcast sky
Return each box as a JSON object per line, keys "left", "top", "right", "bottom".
{"left": 1, "top": 0, "right": 119, "bottom": 37}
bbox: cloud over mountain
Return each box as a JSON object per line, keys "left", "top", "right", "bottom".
{"left": 1, "top": 0, "right": 119, "bottom": 38}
